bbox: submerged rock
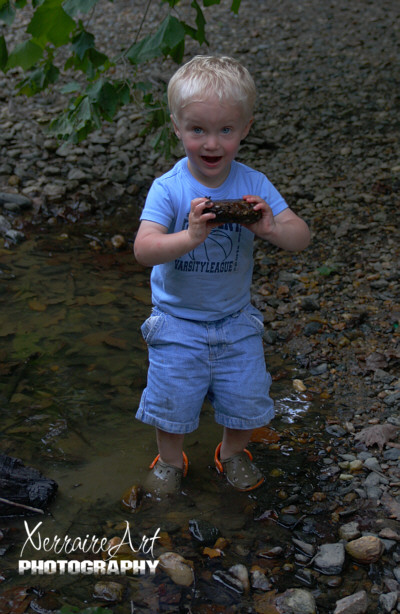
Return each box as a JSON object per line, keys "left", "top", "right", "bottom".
{"left": 229, "top": 564, "right": 250, "bottom": 592}
{"left": 212, "top": 569, "right": 244, "bottom": 593}
{"left": 158, "top": 552, "right": 194, "bottom": 586}
{"left": 189, "top": 518, "right": 220, "bottom": 545}
{"left": 251, "top": 568, "right": 272, "bottom": 591}
{"left": 93, "top": 581, "right": 124, "bottom": 602}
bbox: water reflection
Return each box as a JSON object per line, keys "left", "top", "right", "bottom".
{"left": 275, "top": 393, "right": 313, "bottom": 424}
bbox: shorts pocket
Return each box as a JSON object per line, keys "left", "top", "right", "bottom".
{"left": 141, "top": 311, "right": 165, "bottom": 344}
{"left": 242, "top": 304, "right": 265, "bottom": 335}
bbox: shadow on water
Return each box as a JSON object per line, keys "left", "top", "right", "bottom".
{"left": 0, "top": 218, "right": 350, "bottom": 612}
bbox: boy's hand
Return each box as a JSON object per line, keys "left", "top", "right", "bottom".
{"left": 187, "top": 197, "right": 219, "bottom": 244}
{"left": 242, "top": 194, "right": 311, "bottom": 252}
{"left": 242, "top": 195, "right": 276, "bottom": 236}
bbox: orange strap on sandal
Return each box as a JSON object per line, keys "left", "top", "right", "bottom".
{"left": 149, "top": 451, "right": 188, "bottom": 477}
{"left": 214, "top": 442, "right": 253, "bottom": 474}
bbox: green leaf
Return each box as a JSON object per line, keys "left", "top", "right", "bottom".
{"left": 7, "top": 40, "right": 43, "bottom": 70}
{"left": 17, "top": 62, "right": 59, "bottom": 95}
{"left": 16, "top": 0, "right": 28, "bottom": 8}
{"left": 61, "top": 80, "right": 81, "bottom": 93}
{"left": 0, "top": 1, "right": 15, "bottom": 25}
{"left": 169, "top": 38, "right": 184, "bottom": 63}
{"left": 0, "top": 35, "right": 7, "bottom": 69}
{"left": 64, "top": 46, "right": 108, "bottom": 77}
{"left": 27, "top": 0, "right": 76, "bottom": 47}
{"left": 63, "top": 0, "right": 98, "bottom": 17}
{"left": 86, "top": 47, "right": 108, "bottom": 69}
{"left": 50, "top": 94, "right": 101, "bottom": 141}
{"left": 126, "top": 15, "right": 186, "bottom": 64}
{"left": 190, "top": 0, "right": 208, "bottom": 45}
{"left": 71, "top": 30, "right": 94, "bottom": 60}
{"left": 202, "top": 0, "right": 220, "bottom": 6}
{"left": 115, "top": 81, "right": 130, "bottom": 105}
{"left": 230, "top": 0, "right": 241, "bottom": 14}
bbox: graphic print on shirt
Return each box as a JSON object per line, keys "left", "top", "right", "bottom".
{"left": 174, "top": 216, "right": 243, "bottom": 274}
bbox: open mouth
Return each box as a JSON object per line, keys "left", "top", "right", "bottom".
{"left": 201, "top": 156, "right": 222, "bottom": 165}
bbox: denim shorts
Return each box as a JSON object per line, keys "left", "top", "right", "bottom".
{"left": 136, "top": 303, "right": 274, "bottom": 434}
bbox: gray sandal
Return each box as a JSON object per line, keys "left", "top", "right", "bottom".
{"left": 144, "top": 452, "right": 188, "bottom": 497}
{"left": 214, "top": 443, "right": 264, "bottom": 491}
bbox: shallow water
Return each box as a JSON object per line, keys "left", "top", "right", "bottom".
{"left": 0, "top": 217, "right": 352, "bottom": 612}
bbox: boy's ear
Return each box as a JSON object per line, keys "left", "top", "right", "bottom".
{"left": 241, "top": 117, "right": 254, "bottom": 140}
{"left": 171, "top": 115, "right": 181, "bottom": 139}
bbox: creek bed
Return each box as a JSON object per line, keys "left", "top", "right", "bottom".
{"left": 0, "top": 220, "right": 385, "bottom": 613}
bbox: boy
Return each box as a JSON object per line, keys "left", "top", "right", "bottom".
{"left": 134, "top": 55, "right": 310, "bottom": 496}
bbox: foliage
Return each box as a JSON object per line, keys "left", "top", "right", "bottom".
{"left": 0, "top": 0, "right": 242, "bottom": 152}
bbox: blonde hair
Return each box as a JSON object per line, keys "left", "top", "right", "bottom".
{"left": 168, "top": 55, "right": 257, "bottom": 122}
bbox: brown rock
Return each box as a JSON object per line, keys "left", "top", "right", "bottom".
{"left": 345, "top": 536, "right": 384, "bottom": 564}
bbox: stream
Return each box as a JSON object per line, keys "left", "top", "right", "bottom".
{"left": 0, "top": 215, "right": 374, "bottom": 613}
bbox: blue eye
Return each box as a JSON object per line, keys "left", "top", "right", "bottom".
{"left": 193, "top": 127, "right": 203, "bottom": 134}
{"left": 221, "top": 127, "right": 231, "bottom": 134}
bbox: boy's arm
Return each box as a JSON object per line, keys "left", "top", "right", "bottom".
{"left": 243, "top": 196, "right": 311, "bottom": 252}
{"left": 134, "top": 197, "right": 218, "bottom": 266}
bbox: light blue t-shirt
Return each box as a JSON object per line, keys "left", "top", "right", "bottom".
{"left": 140, "top": 158, "right": 288, "bottom": 321}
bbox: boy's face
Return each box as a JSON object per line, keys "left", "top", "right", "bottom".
{"left": 172, "top": 97, "right": 253, "bottom": 188}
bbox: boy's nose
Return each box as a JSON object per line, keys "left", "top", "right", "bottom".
{"left": 204, "top": 134, "right": 219, "bottom": 150}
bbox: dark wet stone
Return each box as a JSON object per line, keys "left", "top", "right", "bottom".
{"left": 264, "top": 329, "right": 278, "bottom": 344}
{"left": 189, "top": 519, "right": 220, "bottom": 546}
{"left": 383, "top": 448, "right": 400, "bottom": 460}
{"left": 212, "top": 569, "right": 244, "bottom": 593}
{"left": 310, "top": 362, "right": 328, "bottom": 375}
{"left": 278, "top": 513, "right": 301, "bottom": 529}
{"left": 304, "top": 321, "right": 322, "bottom": 336}
{"left": 0, "top": 191, "right": 32, "bottom": 208}
{"left": 295, "top": 568, "right": 316, "bottom": 587}
{"left": 325, "top": 425, "right": 346, "bottom": 437}
{"left": 301, "top": 297, "right": 320, "bottom": 311}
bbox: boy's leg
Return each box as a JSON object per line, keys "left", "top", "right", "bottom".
{"left": 219, "top": 427, "right": 252, "bottom": 460}
{"left": 156, "top": 428, "right": 185, "bottom": 468}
